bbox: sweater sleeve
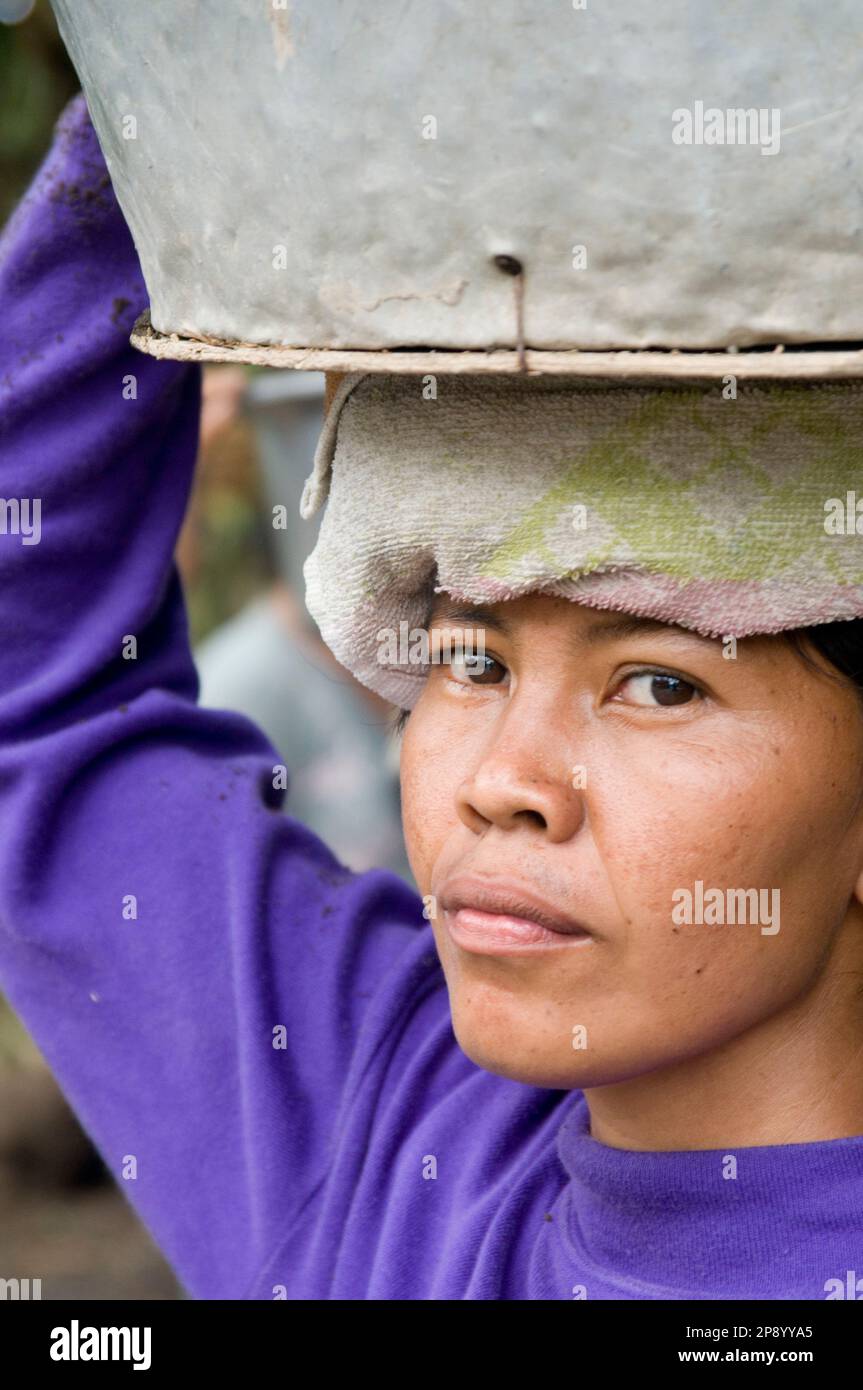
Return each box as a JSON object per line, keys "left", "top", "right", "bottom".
{"left": 0, "top": 95, "right": 426, "bottom": 1298}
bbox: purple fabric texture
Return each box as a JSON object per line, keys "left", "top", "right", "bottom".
{"left": 0, "top": 96, "right": 860, "bottom": 1301}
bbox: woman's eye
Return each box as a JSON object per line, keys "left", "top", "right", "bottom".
{"left": 614, "top": 671, "right": 700, "bottom": 708}
{"left": 448, "top": 654, "right": 508, "bottom": 686}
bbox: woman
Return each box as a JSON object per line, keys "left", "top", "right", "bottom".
{"left": 0, "top": 96, "right": 861, "bottom": 1300}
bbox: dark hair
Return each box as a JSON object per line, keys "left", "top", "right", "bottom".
{"left": 787, "top": 618, "right": 863, "bottom": 699}
{"left": 392, "top": 706, "right": 411, "bottom": 736}
{"left": 389, "top": 618, "right": 863, "bottom": 737}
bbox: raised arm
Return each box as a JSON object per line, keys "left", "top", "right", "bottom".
{"left": 0, "top": 96, "right": 426, "bottom": 1298}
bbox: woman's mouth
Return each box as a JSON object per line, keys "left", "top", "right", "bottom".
{"left": 439, "top": 877, "right": 595, "bottom": 956}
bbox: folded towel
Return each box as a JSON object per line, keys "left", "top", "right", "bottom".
{"left": 300, "top": 373, "right": 863, "bottom": 708}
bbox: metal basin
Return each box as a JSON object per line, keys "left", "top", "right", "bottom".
{"left": 50, "top": 0, "right": 863, "bottom": 352}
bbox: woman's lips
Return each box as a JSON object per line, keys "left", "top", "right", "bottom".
{"left": 446, "top": 907, "right": 593, "bottom": 954}
{"left": 439, "top": 877, "right": 594, "bottom": 956}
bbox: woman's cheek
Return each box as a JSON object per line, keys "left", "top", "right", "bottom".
{"left": 399, "top": 702, "right": 464, "bottom": 894}
{"left": 584, "top": 731, "right": 777, "bottom": 941}
{"left": 587, "top": 729, "right": 841, "bottom": 1007}
{"left": 588, "top": 724, "right": 742, "bottom": 848}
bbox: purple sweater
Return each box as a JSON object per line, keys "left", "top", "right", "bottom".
{"left": 0, "top": 97, "right": 861, "bottom": 1302}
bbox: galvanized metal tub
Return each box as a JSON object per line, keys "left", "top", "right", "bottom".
{"left": 51, "top": 0, "right": 863, "bottom": 361}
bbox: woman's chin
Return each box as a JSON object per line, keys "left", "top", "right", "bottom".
{"left": 448, "top": 1001, "right": 639, "bottom": 1091}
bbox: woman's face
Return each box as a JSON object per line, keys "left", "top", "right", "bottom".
{"left": 400, "top": 593, "right": 863, "bottom": 1092}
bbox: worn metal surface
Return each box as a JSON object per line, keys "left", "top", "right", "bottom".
{"left": 53, "top": 0, "right": 863, "bottom": 352}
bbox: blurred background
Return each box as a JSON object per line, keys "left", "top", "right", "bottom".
{"left": 0, "top": 0, "right": 412, "bottom": 1299}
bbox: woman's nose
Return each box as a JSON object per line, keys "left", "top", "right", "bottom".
{"left": 455, "top": 705, "right": 587, "bottom": 844}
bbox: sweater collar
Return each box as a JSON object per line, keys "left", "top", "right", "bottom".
{"left": 556, "top": 1092, "right": 863, "bottom": 1299}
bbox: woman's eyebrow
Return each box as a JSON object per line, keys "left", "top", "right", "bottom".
{"left": 429, "top": 602, "right": 709, "bottom": 649}
{"left": 427, "top": 601, "right": 511, "bottom": 633}
{"left": 582, "top": 615, "right": 702, "bottom": 644}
